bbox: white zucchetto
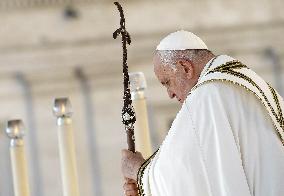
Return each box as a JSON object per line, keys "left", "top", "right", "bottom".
{"left": 156, "top": 30, "right": 208, "bottom": 50}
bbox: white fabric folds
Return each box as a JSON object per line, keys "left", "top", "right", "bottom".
{"left": 137, "top": 55, "right": 284, "bottom": 196}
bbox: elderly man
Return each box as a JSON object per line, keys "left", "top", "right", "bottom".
{"left": 121, "top": 30, "right": 284, "bottom": 196}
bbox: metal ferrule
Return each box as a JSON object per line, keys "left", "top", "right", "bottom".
{"left": 131, "top": 90, "right": 146, "bottom": 100}
{"left": 10, "top": 138, "right": 24, "bottom": 147}
{"left": 56, "top": 116, "right": 72, "bottom": 126}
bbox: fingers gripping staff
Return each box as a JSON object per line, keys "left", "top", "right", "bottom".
{"left": 113, "top": 2, "right": 136, "bottom": 152}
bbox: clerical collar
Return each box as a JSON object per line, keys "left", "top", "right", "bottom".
{"left": 197, "top": 55, "right": 235, "bottom": 82}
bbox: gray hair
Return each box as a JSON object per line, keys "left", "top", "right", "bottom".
{"left": 155, "top": 49, "right": 213, "bottom": 71}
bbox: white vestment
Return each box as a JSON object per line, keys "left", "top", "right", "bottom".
{"left": 137, "top": 55, "right": 284, "bottom": 196}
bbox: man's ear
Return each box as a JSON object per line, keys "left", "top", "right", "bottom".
{"left": 177, "top": 59, "right": 194, "bottom": 79}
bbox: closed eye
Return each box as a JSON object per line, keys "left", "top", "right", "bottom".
{"left": 162, "top": 80, "right": 170, "bottom": 86}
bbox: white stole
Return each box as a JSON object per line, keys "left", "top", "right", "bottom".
{"left": 192, "top": 59, "right": 284, "bottom": 145}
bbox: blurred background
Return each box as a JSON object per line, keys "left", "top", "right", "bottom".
{"left": 0, "top": 0, "right": 283, "bottom": 195}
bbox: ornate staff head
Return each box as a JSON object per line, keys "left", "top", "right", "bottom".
{"left": 113, "top": 2, "right": 136, "bottom": 152}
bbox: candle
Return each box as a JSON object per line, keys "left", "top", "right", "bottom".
{"left": 6, "top": 120, "right": 31, "bottom": 196}
{"left": 53, "top": 98, "right": 80, "bottom": 196}
{"left": 130, "top": 72, "right": 152, "bottom": 157}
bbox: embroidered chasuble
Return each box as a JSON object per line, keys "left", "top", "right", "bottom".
{"left": 137, "top": 55, "right": 284, "bottom": 196}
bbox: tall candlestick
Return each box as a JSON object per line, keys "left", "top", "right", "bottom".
{"left": 53, "top": 98, "right": 80, "bottom": 196}
{"left": 6, "top": 120, "right": 31, "bottom": 196}
{"left": 130, "top": 72, "right": 152, "bottom": 157}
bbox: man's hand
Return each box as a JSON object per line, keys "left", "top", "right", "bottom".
{"left": 123, "top": 178, "right": 139, "bottom": 196}
{"left": 121, "top": 149, "right": 145, "bottom": 180}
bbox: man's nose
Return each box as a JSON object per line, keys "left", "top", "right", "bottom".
{"left": 167, "top": 89, "right": 175, "bottom": 99}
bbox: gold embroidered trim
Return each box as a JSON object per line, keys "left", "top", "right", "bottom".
{"left": 191, "top": 60, "right": 284, "bottom": 146}
{"left": 268, "top": 84, "right": 284, "bottom": 128}
{"left": 137, "top": 149, "right": 159, "bottom": 196}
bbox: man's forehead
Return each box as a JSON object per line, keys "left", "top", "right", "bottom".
{"left": 154, "top": 62, "right": 171, "bottom": 82}
{"left": 154, "top": 52, "right": 171, "bottom": 67}
{"left": 154, "top": 62, "right": 164, "bottom": 73}
{"left": 153, "top": 52, "right": 162, "bottom": 64}
{"left": 153, "top": 54, "right": 164, "bottom": 71}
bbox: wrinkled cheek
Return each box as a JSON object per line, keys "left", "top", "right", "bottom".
{"left": 177, "top": 81, "right": 188, "bottom": 96}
